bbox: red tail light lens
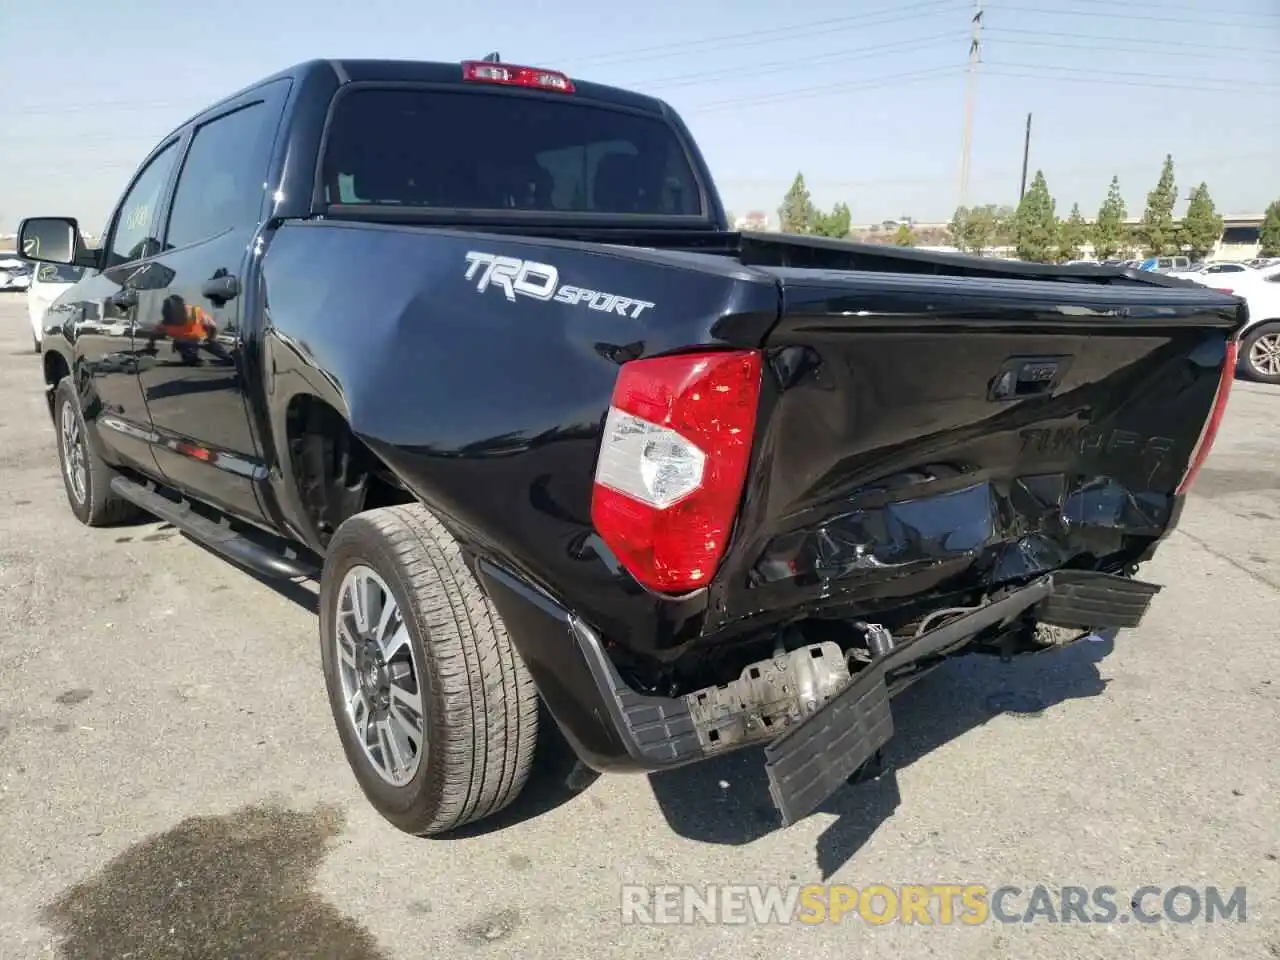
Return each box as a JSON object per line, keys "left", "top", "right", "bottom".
{"left": 461, "top": 61, "right": 575, "bottom": 93}
{"left": 1176, "top": 339, "right": 1237, "bottom": 495}
{"left": 591, "top": 350, "right": 763, "bottom": 594}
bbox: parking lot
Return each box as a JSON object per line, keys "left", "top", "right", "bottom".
{"left": 0, "top": 292, "right": 1276, "bottom": 959}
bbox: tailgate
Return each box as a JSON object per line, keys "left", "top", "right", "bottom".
{"left": 705, "top": 269, "right": 1243, "bottom": 630}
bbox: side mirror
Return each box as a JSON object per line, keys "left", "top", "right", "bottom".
{"left": 18, "top": 217, "right": 93, "bottom": 267}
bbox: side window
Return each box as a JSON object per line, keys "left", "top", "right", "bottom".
{"left": 107, "top": 141, "right": 180, "bottom": 268}
{"left": 165, "top": 101, "right": 273, "bottom": 249}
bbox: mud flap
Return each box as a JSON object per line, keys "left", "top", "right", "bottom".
{"left": 760, "top": 570, "right": 1160, "bottom": 825}
{"left": 1035, "top": 569, "right": 1162, "bottom": 629}
{"left": 763, "top": 664, "right": 894, "bottom": 827}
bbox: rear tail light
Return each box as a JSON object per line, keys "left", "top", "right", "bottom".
{"left": 461, "top": 61, "right": 575, "bottom": 93}
{"left": 591, "top": 349, "right": 763, "bottom": 594}
{"left": 1176, "top": 338, "right": 1237, "bottom": 495}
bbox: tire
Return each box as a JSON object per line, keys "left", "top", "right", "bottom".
{"left": 1240, "top": 322, "right": 1280, "bottom": 385}
{"left": 52, "top": 378, "right": 144, "bottom": 526}
{"left": 319, "top": 503, "right": 539, "bottom": 836}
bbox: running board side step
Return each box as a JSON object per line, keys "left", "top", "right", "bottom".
{"left": 109, "top": 476, "right": 321, "bottom": 580}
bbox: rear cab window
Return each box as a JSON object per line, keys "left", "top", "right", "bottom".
{"left": 320, "top": 87, "right": 704, "bottom": 217}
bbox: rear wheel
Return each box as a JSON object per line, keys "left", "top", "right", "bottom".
{"left": 52, "top": 378, "right": 144, "bottom": 526}
{"left": 1241, "top": 322, "right": 1280, "bottom": 385}
{"left": 319, "top": 504, "right": 539, "bottom": 836}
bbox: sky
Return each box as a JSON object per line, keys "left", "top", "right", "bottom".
{"left": 1, "top": 0, "right": 1276, "bottom": 236}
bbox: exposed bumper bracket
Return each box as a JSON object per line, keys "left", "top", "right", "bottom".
{"left": 566, "top": 568, "right": 1162, "bottom": 827}
{"left": 763, "top": 570, "right": 1161, "bottom": 825}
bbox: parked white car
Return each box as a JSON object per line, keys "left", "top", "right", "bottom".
{"left": 1208, "top": 264, "right": 1280, "bottom": 384}
{"left": 0, "top": 257, "right": 32, "bottom": 291}
{"left": 1168, "top": 261, "right": 1256, "bottom": 284}
{"left": 27, "top": 262, "right": 85, "bottom": 353}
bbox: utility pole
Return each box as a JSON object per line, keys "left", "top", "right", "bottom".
{"left": 1018, "top": 112, "right": 1032, "bottom": 201}
{"left": 957, "top": 0, "right": 984, "bottom": 212}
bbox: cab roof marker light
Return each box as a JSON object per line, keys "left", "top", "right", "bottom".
{"left": 461, "top": 61, "right": 575, "bottom": 93}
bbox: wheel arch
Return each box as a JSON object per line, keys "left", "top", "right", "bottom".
{"left": 275, "top": 390, "right": 479, "bottom": 558}
{"left": 41, "top": 346, "right": 72, "bottom": 420}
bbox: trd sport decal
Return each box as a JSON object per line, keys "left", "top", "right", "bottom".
{"left": 464, "top": 251, "right": 655, "bottom": 319}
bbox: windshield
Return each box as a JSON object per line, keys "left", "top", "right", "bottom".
{"left": 321, "top": 88, "right": 704, "bottom": 217}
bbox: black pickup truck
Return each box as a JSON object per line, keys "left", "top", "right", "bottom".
{"left": 20, "top": 57, "right": 1245, "bottom": 835}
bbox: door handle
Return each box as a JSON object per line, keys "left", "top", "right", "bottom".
{"left": 202, "top": 273, "right": 240, "bottom": 304}
{"left": 108, "top": 289, "right": 138, "bottom": 310}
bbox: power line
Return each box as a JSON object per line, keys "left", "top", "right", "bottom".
{"left": 986, "top": 61, "right": 1280, "bottom": 90}
{"left": 1, "top": 6, "right": 973, "bottom": 121}
{"left": 983, "top": 66, "right": 1279, "bottom": 94}
{"left": 2, "top": 4, "right": 968, "bottom": 119}
{"left": 687, "top": 65, "right": 963, "bottom": 113}
{"left": 573, "top": 4, "right": 972, "bottom": 70}
{"left": 6, "top": 1, "right": 1276, "bottom": 122}
{"left": 992, "top": 1, "right": 1280, "bottom": 28}
{"left": 551, "top": 0, "right": 967, "bottom": 67}
{"left": 989, "top": 25, "right": 1280, "bottom": 53}
{"left": 985, "top": 28, "right": 1280, "bottom": 60}
{"left": 628, "top": 33, "right": 965, "bottom": 90}
{"left": 1, "top": 97, "right": 204, "bottom": 118}
{"left": 1002, "top": 0, "right": 1280, "bottom": 18}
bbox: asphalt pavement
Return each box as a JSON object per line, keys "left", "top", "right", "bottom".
{"left": 0, "top": 293, "right": 1277, "bottom": 959}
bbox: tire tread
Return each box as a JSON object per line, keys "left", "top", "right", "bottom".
{"left": 53, "top": 378, "right": 144, "bottom": 527}
{"left": 325, "top": 503, "right": 538, "bottom": 834}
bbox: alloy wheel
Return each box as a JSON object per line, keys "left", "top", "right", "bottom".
{"left": 1248, "top": 332, "right": 1280, "bottom": 379}
{"left": 335, "top": 565, "right": 426, "bottom": 786}
{"left": 59, "top": 400, "right": 87, "bottom": 505}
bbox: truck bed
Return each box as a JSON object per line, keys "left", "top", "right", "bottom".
{"left": 259, "top": 218, "right": 1243, "bottom": 688}
{"left": 419, "top": 221, "right": 1209, "bottom": 289}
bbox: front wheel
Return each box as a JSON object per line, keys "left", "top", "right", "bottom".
{"left": 1240, "top": 322, "right": 1280, "bottom": 385}
{"left": 318, "top": 504, "right": 539, "bottom": 836}
{"left": 52, "top": 378, "right": 144, "bottom": 526}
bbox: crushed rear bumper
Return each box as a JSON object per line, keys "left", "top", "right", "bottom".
{"left": 478, "top": 561, "right": 1162, "bottom": 826}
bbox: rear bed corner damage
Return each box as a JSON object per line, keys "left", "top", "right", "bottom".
{"left": 570, "top": 569, "right": 1162, "bottom": 825}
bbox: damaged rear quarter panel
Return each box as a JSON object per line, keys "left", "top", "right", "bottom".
{"left": 257, "top": 219, "right": 781, "bottom": 654}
